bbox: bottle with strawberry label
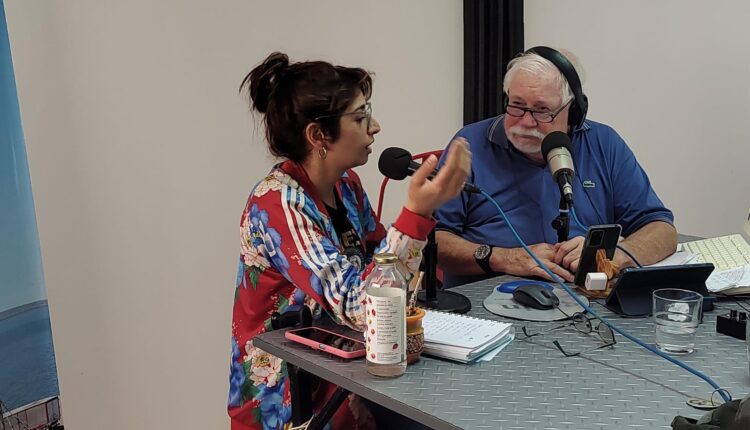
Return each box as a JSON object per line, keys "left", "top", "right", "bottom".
{"left": 364, "top": 253, "right": 407, "bottom": 377}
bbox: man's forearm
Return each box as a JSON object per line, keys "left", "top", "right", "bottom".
{"left": 615, "top": 221, "right": 678, "bottom": 269}
{"left": 435, "top": 230, "right": 523, "bottom": 276}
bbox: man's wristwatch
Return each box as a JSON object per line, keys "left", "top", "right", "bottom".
{"left": 473, "top": 244, "right": 494, "bottom": 274}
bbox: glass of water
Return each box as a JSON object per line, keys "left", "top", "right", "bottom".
{"left": 653, "top": 288, "right": 703, "bottom": 354}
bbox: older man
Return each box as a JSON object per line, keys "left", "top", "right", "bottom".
{"left": 435, "top": 47, "right": 677, "bottom": 288}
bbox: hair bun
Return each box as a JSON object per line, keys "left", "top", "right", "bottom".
{"left": 242, "top": 52, "right": 289, "bottom": 113}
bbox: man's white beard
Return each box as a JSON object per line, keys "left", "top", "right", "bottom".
{"left": 508, "top": 125, "right": 546, "bottom": 155}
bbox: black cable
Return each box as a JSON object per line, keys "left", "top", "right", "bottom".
{"left": 714, "top": 292, "right": 750, "bottom": 313}
{"left": 616, "top": 244, "right": 642, "bottom": 268}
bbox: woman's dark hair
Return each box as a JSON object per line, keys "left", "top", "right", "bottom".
{"left": 240, "top": 52, "right": 373, "bottom": 162}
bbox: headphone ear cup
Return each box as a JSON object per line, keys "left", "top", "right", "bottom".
{"left": 578, "top": 94, "right": 589, "bottom": 127}
{"left": 568, "top": 102, "right": 581, "bottom": 129}
{"left": 568, "top": 94, "right": 589, "bottom": 129}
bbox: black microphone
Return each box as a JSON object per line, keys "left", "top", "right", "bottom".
{"left": 378, "top": 147, "right": 480, "bottom": 193}
{"left": 541, "top": 131, "right": 575, "bottom": 206}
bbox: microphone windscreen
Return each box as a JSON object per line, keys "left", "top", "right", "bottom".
{"left": 541, "top": 131, "right": 573, "bottom": 160}
{"left": 378, "top": 147, "right": 413, "bottom": 180}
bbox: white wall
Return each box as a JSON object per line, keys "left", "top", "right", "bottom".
{"left": 4, "top": 1, "right": 462, "bottom": 428}
{"left": 16, "top": 1, "right": 745, "bottom": 428}
{"left": 526, "top": 0, "right": 750, "bottom": 238}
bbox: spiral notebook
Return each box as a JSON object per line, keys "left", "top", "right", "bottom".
{"left": 422, "top": 310, "right": 514, "bottom": 363}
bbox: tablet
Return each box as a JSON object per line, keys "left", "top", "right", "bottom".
{"left": 605, "top": 263, "right": 714, "bottom": 316}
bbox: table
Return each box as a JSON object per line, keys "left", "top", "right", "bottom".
{"left": 254, "top": 275, "right": 750, "bottom": 429}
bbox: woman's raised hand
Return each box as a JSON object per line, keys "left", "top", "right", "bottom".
{"left": 405, "top": 138, "right": 472, "bottom": 217}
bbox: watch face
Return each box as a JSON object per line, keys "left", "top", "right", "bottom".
{"left": 474, "top": 245, "right": 491, "bottom": 260}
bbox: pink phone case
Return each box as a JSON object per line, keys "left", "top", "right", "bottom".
{"left": 285, "top": 327, "right": 366, "bottom": 359}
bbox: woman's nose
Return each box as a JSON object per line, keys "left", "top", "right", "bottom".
{"left": 369, "top": 117, "right": 381, "bottom": 134}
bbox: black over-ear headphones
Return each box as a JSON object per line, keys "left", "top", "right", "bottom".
{"left": 503, "top": 46, "right": 589, "bottom": 130}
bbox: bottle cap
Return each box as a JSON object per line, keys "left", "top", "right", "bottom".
{"left": 373, "top": 253, "right": 399, "bottom": 264}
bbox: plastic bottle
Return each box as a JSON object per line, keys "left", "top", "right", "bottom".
{"left": 364, "top": 253, "right": 407, "bottom": 377}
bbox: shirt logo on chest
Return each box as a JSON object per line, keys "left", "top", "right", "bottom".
{"left": 582, "top": 180, "right": 596, "bottom": 189}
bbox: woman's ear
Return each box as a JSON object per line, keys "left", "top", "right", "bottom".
{"left": 304, "top": 122, "right": 330, "bottom": 151}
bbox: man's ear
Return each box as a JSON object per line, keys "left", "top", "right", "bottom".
{"left": 304, "top": 122, "right": 330, "bottom": 151}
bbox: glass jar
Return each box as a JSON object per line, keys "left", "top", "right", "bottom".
{"left": 364, "top": 253, "right": 407, "bottom": 377}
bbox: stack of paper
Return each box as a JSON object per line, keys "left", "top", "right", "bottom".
{"left": 651, "top": 248, "right": 750, "bottom": 295}
{"left": 704, "top": 266, "right": 750, "bottom": 295}
{"left": 422, "top": 310, "right": 514, "bottom": 363}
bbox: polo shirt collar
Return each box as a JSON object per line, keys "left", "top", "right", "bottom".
{"left": 487, "top": 115, "right": 510, "bottom": 149}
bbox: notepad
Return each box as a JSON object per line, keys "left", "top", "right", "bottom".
{"left": 422, "top": 310, "right": 513, "bottom": 363}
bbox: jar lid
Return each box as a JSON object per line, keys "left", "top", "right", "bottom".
{"left": 373, "top": 253, "right": 398, "bottom": 264}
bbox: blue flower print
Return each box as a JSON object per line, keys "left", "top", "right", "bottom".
{"left": 263, "top": 228, "right": 289, "bottom": 272}
{"left": 236, "top": 257, "right": 247, "bottom": 289}
{"left": 249, "top": 204, "right": 290, "bottom": 275}
{"left": 257, "top": 378, "right": 291, "bottom": 430}
{"left": 228, "top": 336, "right": 246, "bottom": 408}
{"left": 249, "top": 203, "right": 270, "bottom": 226}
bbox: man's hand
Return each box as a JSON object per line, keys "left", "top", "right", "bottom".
{"left": 553, "top": 236, "right": 585, "bottom": 272}
{"left": 495, "top": 243, "right": 574, "bottom": 282}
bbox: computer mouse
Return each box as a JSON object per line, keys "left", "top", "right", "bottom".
{"left": 512, "top": 284, "right": 560, "bottom": 310}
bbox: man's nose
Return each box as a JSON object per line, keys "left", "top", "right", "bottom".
{"left": 519, "top": 111, "right": 538, "bottom": 127}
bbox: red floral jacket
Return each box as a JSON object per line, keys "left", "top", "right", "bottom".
{"left": 228, "top": 160, "right": 434, "bottom": 429}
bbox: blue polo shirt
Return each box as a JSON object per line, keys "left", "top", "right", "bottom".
{"left": 435, "top": 115, "right": 674, "bottom": 287}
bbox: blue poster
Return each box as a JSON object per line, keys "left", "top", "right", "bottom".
{"left": 0, "top": 1, "right": 62, "bottom": 426}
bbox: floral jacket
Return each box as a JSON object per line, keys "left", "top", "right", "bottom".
{"left": 228, "top": 160, "right": 435, "bottom": 429}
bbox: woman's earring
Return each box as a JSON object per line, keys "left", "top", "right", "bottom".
{"left": 318, "top": 147, "right": 327, "bottom": 160}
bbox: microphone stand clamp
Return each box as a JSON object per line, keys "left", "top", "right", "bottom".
{"left": 552, "top": 196, "right": 570, "bottom": 242}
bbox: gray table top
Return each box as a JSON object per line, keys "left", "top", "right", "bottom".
{"left": 253, "top": 275, "right": 750, "bottom": 430}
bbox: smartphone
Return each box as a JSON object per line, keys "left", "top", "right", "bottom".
{"left": 573, "top": 224, "right": 622, "bottom": 286}
{"left": 285, "top": 327, "right": 366, "bottom": 359}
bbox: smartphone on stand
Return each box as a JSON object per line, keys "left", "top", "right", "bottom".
{"left": 285, "top": 327, "right": 366, "bottom": 359}
{"left": 573, "top": 224, "right": 622, "bottom": 286}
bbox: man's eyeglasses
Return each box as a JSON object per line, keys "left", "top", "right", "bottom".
{"left": 521, "top": 312, "right": 616, "bottom": 357}
{"left": 314, "top": 102, "right": 372, "bottom": 131}
{"left": 505, "top": 98, "right": 572, "bottom": 124}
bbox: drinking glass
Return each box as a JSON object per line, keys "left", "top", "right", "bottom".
{"left": 653, "top": 288, "right": 703, "bottom": 354}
